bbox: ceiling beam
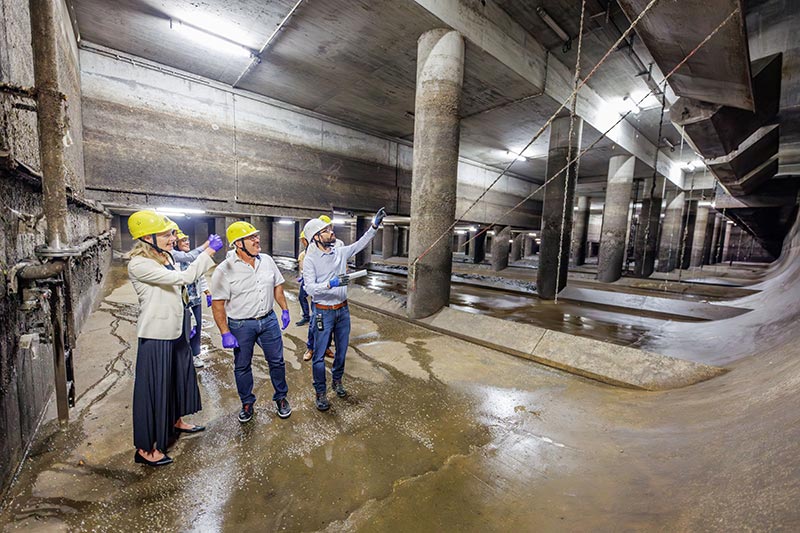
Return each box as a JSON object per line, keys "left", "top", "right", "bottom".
{"left": 412, "top": 0, "right": 685, "bottom": 189}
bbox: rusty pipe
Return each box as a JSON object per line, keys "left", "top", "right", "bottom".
{"left": 18, "top": 260, "right": 65, "bottom": 280}
{"left": 30, "top": 0, "right": 69, "bottom": 250}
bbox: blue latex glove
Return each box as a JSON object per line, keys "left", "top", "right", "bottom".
{"left": 208, "top": 234, "right": 224, "bottom": 252}
{"left": 372, "top": 207, "right": 387, "bottom": 228}
{"left": 190, "top": 326, "right": 197, "bottom": 339}
{"left": 297, "top": 277, "right": 303, "bottom": 284}
{"left": 221, "top": 331, "right": 239, "bottom": 349}
{"left": 206, "top": 294, "right": 213, "bottom": 307}
{"left": 329, "top": 275, "right": 350, "bottom": 288}
{"left": 281, "top": 309, "right": 290, "bottom": 330}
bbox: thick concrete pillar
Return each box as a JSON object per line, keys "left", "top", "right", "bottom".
{"left": 510, "top": 233, "right": 524, "bottom": 261}
{"left": 524, "top": 235, "right": 534, "bottom": 257}
{"left": 251, "top": 215, "right": 273, "bottom": 256}
{"left": 597, "top": 155, "right": 636, "bottom": 283}
{"left": 354, "top": 216, "right": 372, "bottom": 268}
{"left": 382, "top": 224, "right": 396, "bottom": 259}
{"left": 537, "top": 116, "right": 584, "bottom": 299}
{"left": 690, "top": 206, "right": 710, "bottom": 267}
{"left": 720, "top": 221, "right": 731, "bottom": 262}
{"left": 193, "top": 219, "right": 209, "bottom": 248}
{"left": 456, "top": 232, "right": 468, "bottom": 253}
{"left": 633, "top": 176, "right": 664, "bottom": 277}
{"left": 398, "top": 227, "right": 409, "bottom": 256}
{"left": 469, "top": 229, "right": 486, "bottom": 264}
{"left": 570, "top": 196, "right": 590, "bottom": 266}
{"left": 702, "top": 213, "right": 717, "bottom": 265}
{"left": 657, "top": 192, "right": 685, "bottom": 272}
{"left": 679, "top": 201, "right": 698, "bottom": 269}
{"left": 491, "top": 227, "right": 511, "bottom": 271}
{"left": 111, "top": 215, "right": 123, "bottom": 252}
{"left": 407, "top": 29, "right": 464, "bottom": 319}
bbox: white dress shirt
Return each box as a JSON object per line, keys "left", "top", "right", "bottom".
{"left": 211, "top": 250, "right": 285, "bottom": 320}
{"left": 303, "top": 227, "right": 376, "bottom": 305}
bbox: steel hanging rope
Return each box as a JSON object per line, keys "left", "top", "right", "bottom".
{"left": 410, "top": 0, "right": 664, "bottom": 269}
{"left": 461, "top": 6, "right": 739, "bottom": 254}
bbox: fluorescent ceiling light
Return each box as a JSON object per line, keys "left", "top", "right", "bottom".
{"left": 170, "top": 19, "right": 253, "bottom": 58}
{"left": 536, "top": 6, "right": 570, "bottom": 43}
{"left": 616, "top": 96, "right": 640, "bottom": 116}
{"left": 488, "top": 231, "right": 496, "bottom": 235}
{"left": 277, "top": 219, "right": 294, "bottom": 225}
{"left": 630, "top": 90, "right": 661, "bottom": 110}
{"left": 468, "top": 226, "right": 477, "bottom": 232}
{"left": 156, "top": 207, "right": 205, "bottom": 214}
{"left": 506, "top": 150, "right": 527, "bottom": 162}
{"left": 455, "top": 230, "right": 467, "bottom": 235}
{"left": 528, "top": 232, "right": 537, "bottom": 237}
{"left": 508, "top": 239, "right": 514, "bottom": 244}
{"left": 332, "top": 218, "right": 348, "bottom": 225}
{"left": 159, "top": 211, "right": 186, "bottom": 218}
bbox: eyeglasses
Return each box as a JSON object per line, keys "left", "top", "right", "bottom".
{"left": 244, "top": 234, "right": 260, "bottom": 241}
{"left": 320, "top": 228, "right": 334, "bottom": 234}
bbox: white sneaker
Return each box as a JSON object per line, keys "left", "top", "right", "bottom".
{"left": 193, "top": 356, "right": 205, "bottom": 368}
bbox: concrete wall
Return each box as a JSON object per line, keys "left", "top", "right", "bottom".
{"left": 79, "top": 48, "right": 539, "bottom": 228}
{"left": 0, "top": 0, "right": 111, "bottom": 498}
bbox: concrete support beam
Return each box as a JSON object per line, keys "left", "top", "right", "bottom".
{"left": 722, "top": 222, "right": 733, "bottom": 261}
{"left": 524, "top": 235, "right": 534, "bottom": 258}
{"left": 491, "top": 226, "right": 511, "bottom": 272}
{"left": 690, "top": 206, "right": 710, "bottom": 267}
{"left": 632, "top": 176, "right": 664, "bottom": 278}
{"left": 407, "top": 29, "right": 464, "bottom": 319}
{"left": 456, "top": 232, "right": 467, "bottom": 254}
{"left": 597, "top": 155, "right": 636, "bottom": 283}
{"left": 707, "top": 124, "right": 780, "bottom": 195}
{"left": 469, "top": 229, "right": 486, "bottom": 264}
{"left": 510, "top": 233, "right": 524, "bottom": 261}
{"left": 679, "top": 201, "right": 699, "bottom": 269}
{"left": 354, "top": 216, "right": 372, "bottom": 268}
{"left": 251, "top": 215, "right": 273, "bottom": 256}
{"left": 537, "top": 116, "right": 583, "bottom": 299}
{"left": 382, "top": 224, "right": 396, "bottom": 259}
{"left": 193, "top": 219, "right": 209, "bottom": 250}
{"left": 413, "top": 0, "right": 683, "bottom": 187}
{"left": 570, "top": 196, "right": 590, "bottom": 266}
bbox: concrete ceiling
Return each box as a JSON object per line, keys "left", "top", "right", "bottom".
{"left": 71, "top": 0, "right": 698, "bottom": 185}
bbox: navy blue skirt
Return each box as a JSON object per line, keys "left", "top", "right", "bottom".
{"left": 132, "top": 310, "right": 202, "bottom": 452}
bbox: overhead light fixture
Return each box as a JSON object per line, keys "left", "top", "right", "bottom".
{"left": 170, "top": 19, "right": 253, "bottom": 58}
{"left": 468, "top": 226, "right": 477, "bottom": 232}
{"left": 455, "top": 230, "right": 467, "bottom": 235}
{"left": 156, "top": 207, "right": 205, "bottom": 215}
{"left": 536, "top": 6, "right": 571, "bottom": 48}
{"left": 630, "top": 90, "right": 660, "bottom": 110}
{"left": 617, "top": 96, "right": 641, "bottom": 115}
{"left": 506, "top": 150, "right": 527, "bottom": 162}
{"left": 662, "top": 137, "right": 676, "bottom": 152}
{"left": 508, "top": 239, "right": 514, "bottom": 244}
{"left": 528, "top": 232, "right": 537, "bottom": 237}
{"left": 488, "top": 231, "right": 496, "bottom": 236}
{"left": 277, "top": 219, "right": 294, "bottom": 225}
{"left": 332, "top": 217, "right": 348, "bottom": 225}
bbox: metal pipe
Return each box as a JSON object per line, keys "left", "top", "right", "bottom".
{"left": 18, "top": 260, "right": 65, "bottom": 280}
{"left": 29, "top": 0, "right": 69, "bottom": 250}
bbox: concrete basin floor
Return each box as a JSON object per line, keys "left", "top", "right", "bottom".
{"left": 1, "top": 271, "right": 798, "bottom": 531}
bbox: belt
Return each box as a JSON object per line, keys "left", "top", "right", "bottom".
{"left": 314, "top": 301, "right": 348, "bottom": 311}
{"left": 232, "top": 310, "right": 274, "bottom": 321}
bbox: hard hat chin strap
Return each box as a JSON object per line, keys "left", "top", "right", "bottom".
{"left": 236, "top": 240, "right": 259, "bottom": 259}
{"left": 141, "top": 235, "right": 168, "bottom": 255}
{"left": 314, "top": 234, "right": 332, "bottom": 251}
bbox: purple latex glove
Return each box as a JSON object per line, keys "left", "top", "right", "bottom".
{"left": 221, "top": 331, "right": 239, "bottom": 349}
{"left": 281, "top": 309, "right": 290, "bottom": 330}
{"left": 206, "top": 294, "right": 213, "bottom": 307}
{"left": 189, "top": 326, "right": 197, "bottom": 339}
{"left": 208, "top": 234, "right": 224, "bottom": 252}
{"left": 329, "top": 275, "right": 350, "bottom": 288}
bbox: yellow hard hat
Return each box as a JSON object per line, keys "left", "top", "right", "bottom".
{"left": 128, "top": 210, "right": 174, "bottom": 240}
{"left": 227, "top": 221, "right": 259, "bottom": 246}
{"left": 300, "top": 231, "right": 305, "bottom": 240}
{"left": 166, "top": 219, "right": 180, "bottom": 232}
{"left": 319, "top": 215, "right": 332, "bottom": 224}
{"left": 176, "top": 230, "right": 189, "bottom": 240}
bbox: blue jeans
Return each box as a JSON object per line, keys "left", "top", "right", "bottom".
{"left": 298, "top": 282, "right": 310, "bottom": 320}
{"left": 312, "top": 305, "right": 350, "bottom": 394}
{"left": 228, "top": 311, "right": 287, "bottom": 405}
{"left": 189, "top": 303, "right": 202, "bottom": 357}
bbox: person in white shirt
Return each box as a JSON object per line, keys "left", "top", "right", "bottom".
{"left": 127, "top": 210, "right": 223, "bottom": 467}
{"left": 210, "top": 221, "right": 292, "bottom": 423}
{"left": 302, "top": 207, "right": 385, "bottom": 411}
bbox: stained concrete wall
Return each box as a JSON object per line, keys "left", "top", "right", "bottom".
{"left": 79, "top": 48, "right": 539, "bottom": 228}
{"left": 0, "top": 0, "right": 111, "bottom": 498}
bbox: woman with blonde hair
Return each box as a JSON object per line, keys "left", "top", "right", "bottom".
{"left": 127, "top": 210, "right": 223, "bottom": 466}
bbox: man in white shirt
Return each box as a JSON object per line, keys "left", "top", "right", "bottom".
{"left": 211, "top": 221, "right": 292, "bottom": 423}
{"left": 302, "top": 207, "right": 386, "bottom": 411}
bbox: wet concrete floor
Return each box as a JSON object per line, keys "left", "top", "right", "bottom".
{"left": 2, "top": 265, "right": 798, "bottom": 531}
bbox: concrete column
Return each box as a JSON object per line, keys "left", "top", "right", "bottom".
{"left": 407, "top": 29, "right": 465, "bottom": 319}
{"left": 570, "top": 196, "right": 590, "bottom": 266}
{"left": 456, "top": 232, "right": 467, "bottom": 253}
{"left": 689, "top": 206, "right": 710, "bottom": 267}
{"left": 537, "top": 116, "right": 584, "bottom": 299}
{"left": 355, "top": 216, "right": 372, "bottom": 268}
{"left": 251, "top": 215, "right": 273, "bottom": 256}
{"left": 632, "top": 176, "right": 664, "bottom": 277}
{"left": 720, "top": 221, "right": 731, "bottom": 262}
{"left": 679, "top": 201, "right": 698, "bottom": 269}
{"left": 193, "top": 219, "right": 209, "bottom": 248}
{"left": 469, "top": 229, "right": 486, "bottom": 264}
{"left": 510, "top": 233, "right": 524, "bottom": 261}
{"left": 382, "top": 224, "right": 396, "bottom": 259}
{"left": 111, "top": 215, "right": 123, "bottom": 252}
{"left": 597, "top": 155, "right": 636, "bottom": 283}
{"left": 702, "top": 213, "right": 717, "bottom": 265}
{"left": 491, "top": 226, "right": 511, "bottom": 271}
{"left": 524, "top": 235, "right": 534, "bottom": 257}
{"left": 657, "top": 191, "right": 685, "bottom": 272}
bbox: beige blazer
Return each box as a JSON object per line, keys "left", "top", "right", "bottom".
{"left": 128, "top": 253, "right": 214, "bottom": 340}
